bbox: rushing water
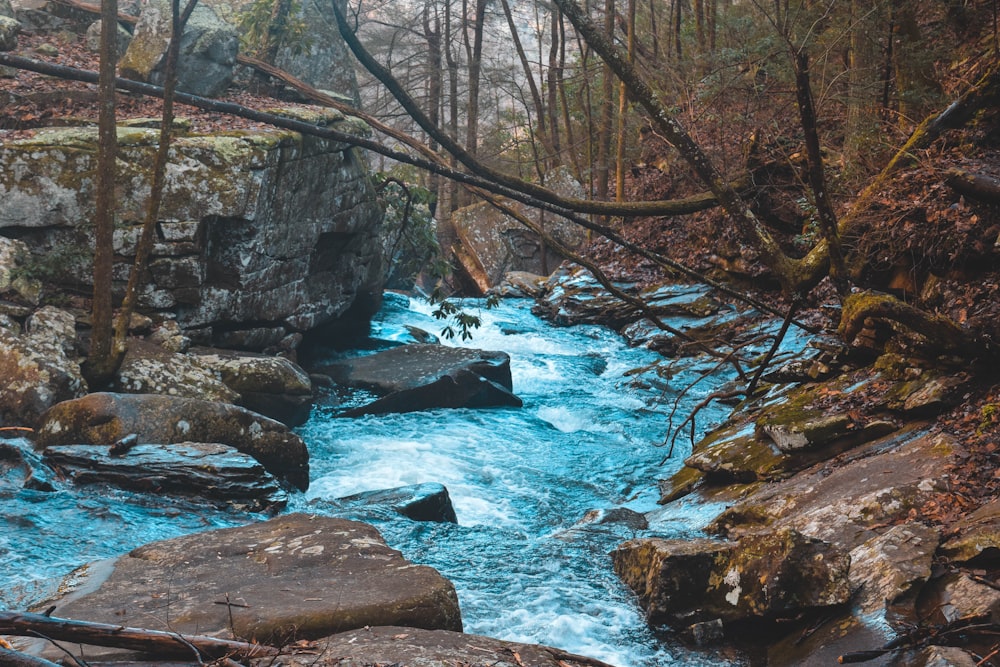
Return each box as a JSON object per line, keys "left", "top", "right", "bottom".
{"left": 0, "top": 292, "right": 802, "bottom": 666}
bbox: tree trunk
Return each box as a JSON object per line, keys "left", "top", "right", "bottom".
{"left": 111, "top": 0, "right": 196, "bottom": 356}
{"left": 844, "top": 0, "right": 883, "bottom": 172}
{"left": 595, "top": 0, "right": 614, "bottom": 204}
{"left": 82, "top": 0, "right": 120, "bottom": 388}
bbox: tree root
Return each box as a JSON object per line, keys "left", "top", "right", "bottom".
{"left": 838, "top": 290, "right": 979, "bottom": 358}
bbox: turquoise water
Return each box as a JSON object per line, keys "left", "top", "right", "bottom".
{"left": 0, "top": 293, "right": 794, "bottom": 665}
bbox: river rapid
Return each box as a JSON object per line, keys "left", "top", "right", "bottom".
{"left": 0, "top": 292, "right": 801, "bottom": 666}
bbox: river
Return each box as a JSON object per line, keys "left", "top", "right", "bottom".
{"left": 0, "top": 291, "right": 799, "bottom": 666}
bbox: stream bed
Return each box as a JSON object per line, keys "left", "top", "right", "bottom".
{"left": 0, "top": 292, "right": 803, "bottom": 666}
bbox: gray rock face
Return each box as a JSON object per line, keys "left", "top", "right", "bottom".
{"left": 0, "top": 113, "right": 385, "bottom": 351}
{"left": 43, "top": 442, "right": 287, "bottom": 511}
{"left": 120, "top": 0, "right": 237, "bottom": 97}
{"left": 271, "top": 0, "right": 360, "bottom": 106}
{"left": 452, "top": 167, "right": 587, "bottom": 292}
{"left": 35, "top": 392, "right": 309, "bottom": 490}
{"left": 317, "top": 344, "right": 522, "bottom": 415}
{"left": 0, "top": 307, "right": 86, "bottom": 427}
{"left": 40, "top": 514, "right": 462, "bottom": 662}
{"left": 252, "top": 626, "right": 616, "bottom": 667}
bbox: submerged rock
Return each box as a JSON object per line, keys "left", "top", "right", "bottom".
{"left": 43, "top": 442, "right": 287, "bottom": 511}
{"left": 336, "top": 482, "right": 459, "bottom": 523}
{"left": 35, "top": 392, "right": 309, "bottom": 490}
{"left": 317, "top": 344, "right": 522, "bottom": 415}
{"left": 0, "top": 439, "right": 55, "bottom": 492}
{"left": 39, "top": 514, "right": 462, "bottom": 662}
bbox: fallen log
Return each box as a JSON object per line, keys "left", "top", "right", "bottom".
{"left": 945, "top": 167, "right": 1000, "bottom": 204}
{"left": 0, "top": 647, "right": 62, "bottom": 667}
{"left": 0, "top": 611, "right": 280, "bottom": 660}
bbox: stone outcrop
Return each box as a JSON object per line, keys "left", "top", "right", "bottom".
{"left": 0, "top": 306, "right": 86, "bottom": 427}
{"left": 0, "top": 109, "right": 384, "bottom": 352}
{"left": 35, "top": 392, "right": 309, "bottom": 489}
{"left": 316, "top": 343, "right": 522, "bottom": 415}
{"left": 38, "top": 514, "right": 462, "bottom": 663}
{"left": 250, "top": 626, "right": 617, "bottom": 667}
{"left": 119, "top": 0, "right": 237, "bottom": 97}
{"left": 451, "top": 168, "right": 587, "bottom": 292}
{"left": 43, "top": 441, "right": 287, "bottom": 511}
{"left": 612, "top": 528, "right": 851, "bottom": 629}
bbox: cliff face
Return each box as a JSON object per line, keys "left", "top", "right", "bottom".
{"left": 0, "top": 107, "right": 385, "bottom": 351}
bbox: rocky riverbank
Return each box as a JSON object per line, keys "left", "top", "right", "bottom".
{"left": 518, "top": 264, "right": 1000, "bottom": 665}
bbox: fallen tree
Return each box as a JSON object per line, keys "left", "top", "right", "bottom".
{"left": 0, "top": 611, "right": 280, "bottom": 661}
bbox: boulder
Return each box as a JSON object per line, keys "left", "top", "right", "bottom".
{"left": 335, "top": 482, "right": 458, "bottom": 523}
{"left": 190, "top": 348, "right": 313, "bottom": 426}
{"left": 0, "top": 0, "right": 13, "bottom": 18}
{"left": 120, "top": 0, "right": 237, "bottom": 97}
{"left": 0, "top": 15, "right": 17, "bottom": 51}
{"left": 38, "top": 514, "right": 462, "bottom": 662}
{"left": 83, "top": 19, "right": 132, "bottom": 56}
{"left": 493, "top": 271, "right": 547, "bottom": 298}
{"left": 612, "top": 528, "right": 851, "bottom": 629}
{"left": 113, "top": 339, "right": 240, "bottom": 403}
{"left": 264, "top": 0, "right": 360, "bottom": 106}
{"left": 35, "top": 392, "right": 309, "bottom": 490}
{"left": 43, "top": 442, "right": 287, "bottom": 511}
{"left": 249, "top": 626, "right": 615, "bottom": 667}
{"left": 916, "top": 571, "right": 1000, "bottom": 625}
{"left": 0, "top": 307, "right": 87, "bottom": 427}
{"left": 317, "top": 344, "right": 522, "bottom": 415}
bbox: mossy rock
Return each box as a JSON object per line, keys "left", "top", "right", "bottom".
{"left": 685, "top": 421, "right": 789, "bottom": 483}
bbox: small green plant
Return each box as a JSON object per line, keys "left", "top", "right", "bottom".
{"left": 430, "top": 292, "right": 499, "bottom": 341}
{"left": 373, "top": 172, "right": 498, "bottom": 341}
{"left": 978, "top": 403, "right": 999, "bottom": 436}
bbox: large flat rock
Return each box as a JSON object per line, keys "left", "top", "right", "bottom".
{"left": 251, "top": 625, "right": 617, "bottom": 667}
{"left": 39, "top": 514, "right": 462, "bottom": 662}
